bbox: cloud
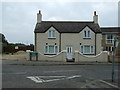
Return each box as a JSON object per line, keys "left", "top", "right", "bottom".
{"left": 1, "top": 2, "right": 118, "bottom": 44}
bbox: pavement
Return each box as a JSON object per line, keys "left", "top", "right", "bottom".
{"left": 2, "top": 59, "right": 114, "bottom": 66}
{"left": 2, "top": 60, "right": 120, "bottom": 89}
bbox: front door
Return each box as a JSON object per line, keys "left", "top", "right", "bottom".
{"left": 66, "top": 46, "right": 73, "bottom": 60}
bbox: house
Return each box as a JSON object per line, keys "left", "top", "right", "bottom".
{"left": 101, "top": 27, "right": 120, "bottom": 52}
{"left": 101, "top": 27, "right": 120, "bottom": 62}
{"left": 3, "top": 43, "right": 34, "bottom": 53}
{"left": 34, "top": 10, "right": 102, "bottom": 62}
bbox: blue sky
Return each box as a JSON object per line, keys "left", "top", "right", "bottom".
{"left": 1, "top": 0, "right": 119, "bottom": 44}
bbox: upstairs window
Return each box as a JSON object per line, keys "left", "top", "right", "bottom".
{"left": 83, "top": 30, "right": 91, "bottom": 38}
{"left": 48, "top": 30, "right": 56, "bottom": 38}
{"left": 106, "top": 34, "right": 114, "bottom": 44}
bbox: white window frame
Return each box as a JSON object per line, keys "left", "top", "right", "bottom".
{"left": 83, "top": 30, "right": 91, "bottom": 39}
{"left": 44, "top": 45, "right": 58, "bottom": 54}
{"left": 105, "top": 46, "right": 113, "bottom": 52}
{"left": 106, "top": 34, "right": 114, "bottom": 44}
{"left": 48, "top": 30, "right": 56, "bottom": 39}
{"left": 80, "top": 45, "right": 94, "bottom": 54}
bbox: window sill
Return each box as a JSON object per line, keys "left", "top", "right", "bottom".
{"left": 83, "top": 37, "right": 91, "bottom": 39}
{"left": 83, "top": 54, "right": 95, "bottom": 55}
{"left": 48, "top": 37, "right": 56, "bottom": 39}
{"left": 44, "top": 53, "right": 57, "bottom": 55}
{"left": 106, "top": 43, "right": 113, "bottom": 44}
{"left": 80, "top": 53, "right": 95, "bottom": 55}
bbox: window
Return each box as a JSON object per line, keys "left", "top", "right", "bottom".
{"left": 105, "top": 46, "right": 113, "bottom": 52}
{"left": 106, "top": 34, "right": 114, "bottom": 44}
{"left": 80, "top": 45, "right": 94, "bottom": 54}
{"left": 83, "top": 30, "right": 91, "bottom": 38}
{"left": 44, "top": 45, "right": 58, "bottom": 54}
{"left": 48, "top": 30, "right": 56, "bottom": 38}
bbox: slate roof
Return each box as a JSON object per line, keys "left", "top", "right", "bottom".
{"left": 101, "top": 27, "right": 120, "bottom": 33}
{"left": 34, "top": 21, "right": 101, "bottom": 33}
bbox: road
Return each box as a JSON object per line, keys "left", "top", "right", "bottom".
{"left": 2, "top": 60, "right": 119, "bottom": 88}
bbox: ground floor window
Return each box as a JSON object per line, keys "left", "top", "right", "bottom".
{"left": 44, "top": 45, "right": 58, "bottom": 54}
{"left": 105, "top": 46, "right": 113, "bottom": 52}
{"left": 80, "top": 45, "right": 94, "bottom": 54}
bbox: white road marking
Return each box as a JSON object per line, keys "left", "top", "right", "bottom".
{"left": 27, "top": 75, "right": 81, "bottom": 83}
{"left": 66, "top": 75, "right": 81, "bottom": 79}
{"left": 44, "top": 70, "right": 80, "bottom": 73}
{"left": 35, "top": 76, "right": 66, "bottom": 78}
{"left": 2, "top": 72, "right": 27, "bottom": 74}
{"left": 99, "top": 80, "right": 119, "bottom": 89}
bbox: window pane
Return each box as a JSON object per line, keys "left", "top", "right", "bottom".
{"left": 106, "top": 47, "right": 108, "bottom": 51}
{"left": 49, "top": 31, "right": 51, "bottom": 37}
{"left": 84, "top": 31, "right": 86, "bottom": 37}
{"left": 106, "top": 34, "right": 113, "bottom": 39}
{"left": 55, "top": 46, "right": 58, "bottom": 53}
{"left": 45, "top": 46, "right": 48, "bottom": 53}
{"left": 84, "top": 46, "right": 90, "bottom": 53}
{"left": 52, "top": 31, "right": 55, "bottom": 37}
{"left": 88, "top": 31, "right": 90, "bottom": 37}
{"left": 107, "top": 40, "right": 113, "bottom": 43}
{"left": 81, "top": 46, "right": 83, "bottom": 53}
{"left": 49, "top": 46, "right": 54, "bottom": 53}
{"left": 91, "top": 46, "right": 94, "bottom": 53}
{"left": 107, "top": 34, "right": 110, "bottom": 39}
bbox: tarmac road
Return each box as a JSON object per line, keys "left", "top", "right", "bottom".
{"left": 2, "top": 60, "right": 119, "bottom": 89}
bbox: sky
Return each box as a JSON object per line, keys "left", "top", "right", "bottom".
{"left": 0, "top": 0, "right": 119, "bottom": 45}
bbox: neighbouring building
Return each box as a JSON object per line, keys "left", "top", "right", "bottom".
{"left": 3, "top": 43, "right": 34, "bottom": 53}
{"left": 101, "top": 27, "right": 120, "bottom": 53}
{"left": 101, "top": 27, "right": 120, "bottom": 62}
{"left": 34, "top": 10, "right": 102, "bottom": 61}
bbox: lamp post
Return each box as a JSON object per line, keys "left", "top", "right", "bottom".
{"left": 112, "top": 37, "right": 116, "bottom": 82}
{"left": 112, "top": 35, "right": 120, "bottom": 82}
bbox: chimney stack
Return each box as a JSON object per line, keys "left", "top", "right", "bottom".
{"left": 93, "top": 11, "right": 98, "bottom": 24}
{"left": 37, "top": 10, "right": 42, "bottom": 23}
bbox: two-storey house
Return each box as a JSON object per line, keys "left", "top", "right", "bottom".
{"left": 34, "top": 11, "right": 102, "bottom": 60}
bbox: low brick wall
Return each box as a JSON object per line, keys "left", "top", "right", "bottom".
{"left": 74, "top": 51, "right": 108, "bottom": 62}
{"left": 27, "top": 51, "right": 109, "bottom": 62}
{"left": 27, "top": 50, "right": 66, "bottom": 62}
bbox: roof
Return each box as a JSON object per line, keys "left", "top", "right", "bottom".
{"left": 101, "top": 27, "right": 120, "bottom": 33}
{"left": 34, "top": 21, "right": 101, "bottom": 33}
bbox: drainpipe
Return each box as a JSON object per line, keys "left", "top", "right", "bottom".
{"left": 59, "top": 33, "right": 61, "bottom": 52}
{"left": 95, "top": 34, "right": 96, "bottom": 55}
{"left": 34, "top": 33, "right": 37, "bottom": 51}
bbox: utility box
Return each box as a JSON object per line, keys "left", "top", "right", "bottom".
{"left": 29, "top": 52, "right": 38, "bottom": 61}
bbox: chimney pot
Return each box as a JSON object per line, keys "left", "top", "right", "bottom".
{"left": 39, "top": 10, "right": 41, "bottom": 14}
{"left": 94, "top": 11, "right": 96, "bottom": 16}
